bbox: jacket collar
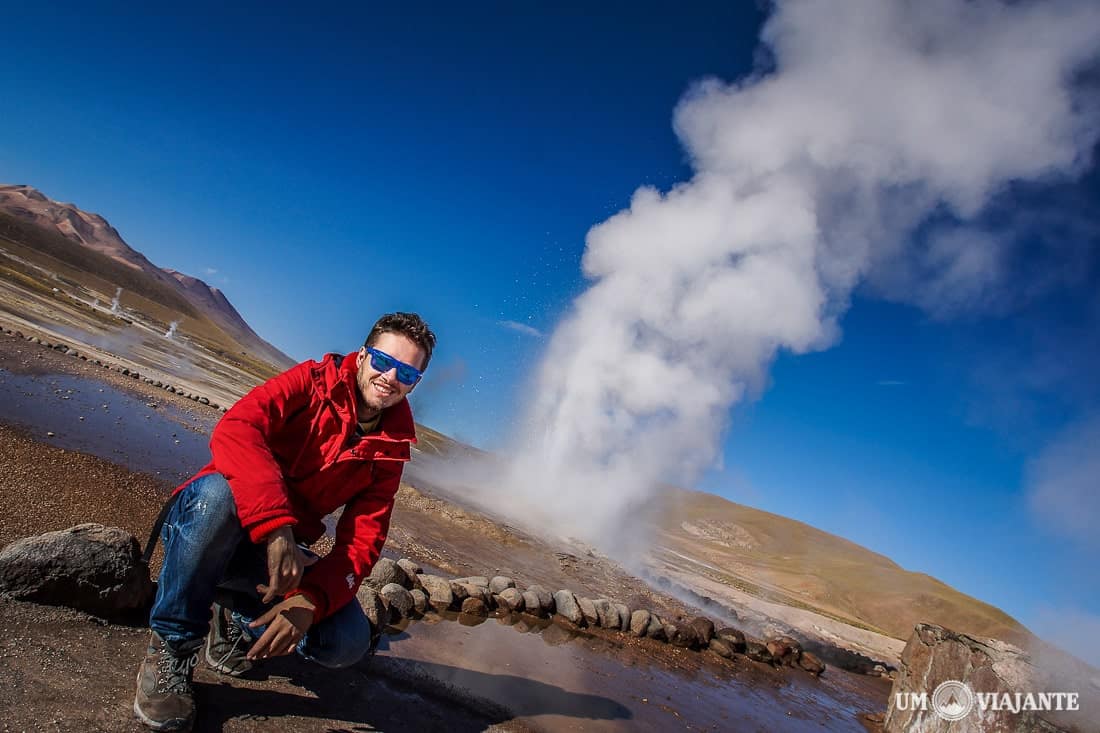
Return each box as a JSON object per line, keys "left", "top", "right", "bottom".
{"left": 333, "top": 351, "right": 418, "bottom": 444}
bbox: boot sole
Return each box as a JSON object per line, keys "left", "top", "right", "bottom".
{"left": 133, "top": 697, "right": 193, "bottom": 732}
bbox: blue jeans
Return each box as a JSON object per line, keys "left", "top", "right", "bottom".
{"left": 149, "top": 472, "right": 372, "bottom": 668}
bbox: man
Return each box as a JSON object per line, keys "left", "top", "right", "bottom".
{"left": 134, "top": 312, "right": 435, "bottom": 731}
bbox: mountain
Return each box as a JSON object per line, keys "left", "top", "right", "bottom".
{"left": 0, "top": 183, "right": 294, "bottom": 375}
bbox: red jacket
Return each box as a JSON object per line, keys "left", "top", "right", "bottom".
{"left": 178, "top": 351, "right": 416, "bottom": 620}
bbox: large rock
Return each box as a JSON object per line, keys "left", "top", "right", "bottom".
{"left": 716, "top": 627, "right": 746, "bottom": 653}
{"left": 0, "top": 524, "right": 152, "bottom": 616}
{"left": 379, "top": 583, "right": 414, "bottom": 620}
{"left": 497, "top": 587, "right": 526, "bottom": 613}
{"left": 356, "top": 585, "right": 388, "bottom": 629}
{"left": 765, "top": 635, "right": 802, "bottom": 667}
{"left": 409, "top": 588, "right": 429, "bottom": 615}
{"left": 744, "top": 640, "right": 774, "bottom": 664}
{"left": 553, "top": 590, "right": 585, "bottom": 626}
{"left": 578, "top": 597, "right": 599, "bottom": 626}
{"left": 593, "top": 599, "right": 620, "bottom": 630}
{"left": 416, "top": 574, "right": 454, "bottom": 611}
{"left": 521, "top": 590, "right": 543, "bottom": 617}
{"left": 799, "top": 651, "right": 826, "bottom": 677}
{"left": 613, "top": 603, "right": 631, "bottom": 632}
{"left": 669, "top": 623, "right": 704, "bottom": 650}
{"left": 645, "top": 614, "right": 668, "bottom": 642}
{"left": 397, "top": 558, "right": 422, "bottom": 585}
{"left": 689, "top": 617, "right": 715, "bottom": 645}
{"left": 461, "top": 597, "right": 489, "bottom": 617}
{"left": 489, "top": 575, "right": 515, "bottom": 594}
{"left": 367, "top": 558, "right": 408, "bottom": 589}
{"left": 459, "top": 583, "right": 492, "bottom": 605}
{"left": 884, "top": 623, "right": 1087, "bottom": 733}
{"left": 630, "top": 609, "right": 651, "bottom": 637}
{"left": 527, "top": 584, "right": 554, "bottom": 614}
{"left": 709, "top": 638, "right": 735, "bottom": 659}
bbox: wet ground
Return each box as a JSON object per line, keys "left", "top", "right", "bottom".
{"left": 0, "top": 331, "right": 892, "bottom": 731}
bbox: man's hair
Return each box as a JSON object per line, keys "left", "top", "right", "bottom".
{"left": 364, "top": 312, "right": 436, "bottom": 371}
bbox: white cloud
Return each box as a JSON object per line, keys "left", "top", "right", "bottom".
{"left": 1027, "top": 416, "right": 1100, "bottom": 547}
{"left": 498, "top": 320, "right": 543, "bottom": 338}
{"left": 204, "top": 267, "right": 218, "bottom": 276}
{"left": 465, "top": 0, "right": 1100, "bottom": 545}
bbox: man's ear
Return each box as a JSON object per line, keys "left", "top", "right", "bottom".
{"left": 356, "top": 347, "right": 366, "bottom": 369}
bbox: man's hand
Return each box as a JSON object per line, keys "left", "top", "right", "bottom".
{"left": 247, "top": 594, "right": 316, "bottom": 659}
{"left": 257, "top": 526, "right": 317, "bottom": 603}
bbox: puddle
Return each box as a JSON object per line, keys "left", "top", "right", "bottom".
{"left": 375, "top": 611, "right": 887, "bottom": 732}
{"left": 0, "top": 369, "right": 214, "bottom": 483}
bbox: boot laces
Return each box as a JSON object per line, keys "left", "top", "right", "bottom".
{"left": 156, "top": 640, "right": 198, "bottom": 695}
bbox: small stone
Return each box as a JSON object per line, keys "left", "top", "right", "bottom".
{"left": 716, "top": 627, "right": 746, "bottom": 652}
{"left": 46, "top": 431, "right": 55, "bottom": 438}
{"left": 461, "top": 597, "right": 488, "bottom": 617}
{"left": 614, "top": 603, "right": 631, "bottom": 632}
{"left": 453, "top": 576, "right": 490, "bottom": 588}
{"left": 397, "top": 558, "right": 422, "bottom": 580}
{"left": 356, "top": 585, "right": 387, "bottom": 629}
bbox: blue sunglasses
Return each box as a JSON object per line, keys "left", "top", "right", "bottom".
{"left": 364, "top": 347, "right": 423, "bottom": 385}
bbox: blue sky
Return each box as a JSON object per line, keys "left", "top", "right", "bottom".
{"left": 2, "top": 2, "right": 1098, "bottom": 660}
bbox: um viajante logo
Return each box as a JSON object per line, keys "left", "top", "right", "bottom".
{"left": 894, "top": 679, "right": 1081, "bottom": 720}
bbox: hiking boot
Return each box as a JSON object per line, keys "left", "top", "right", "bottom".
{"left": 133, "top": 631, "right": 199, "bottom": 731}
{"left": 205, "top": 602, "right": 254, "bottom": 677}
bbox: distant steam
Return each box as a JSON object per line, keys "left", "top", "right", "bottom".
{"left": 110, "top": 287, "right": 122, "bottom": 315}
{"left": 478, "top": 0, "right": 1100, "bottom": 544}
{"left": 164, "top": 321, "right": 179, "bottom": 339}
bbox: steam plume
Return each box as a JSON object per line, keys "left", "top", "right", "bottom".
{"left": 489, "top": 0, "right": 1100, "bottom": 542}
{"left": 110, "top": 287, "right": 123, "bottom": 315}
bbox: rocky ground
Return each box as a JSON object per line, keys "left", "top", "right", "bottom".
{"left": 0, "top": 327, "right": 893, "bottom": 732}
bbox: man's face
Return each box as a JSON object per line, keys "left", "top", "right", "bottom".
{"left": 355, "top": 332, "right": 426, "bottom": 414}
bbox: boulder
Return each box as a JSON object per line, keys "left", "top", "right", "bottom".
{"left": 799, "top": 651, "right": 826, "bottom": 677}
{"left": 416, "top": 574, "right": 454, "bottom": 611}
{"left": 884, "top": 623, "right": 1082, "bottom": 732}
{"left": 497, "top": 587, "right": 526, "bottom": 612}
{"left": 716, "top": 627, "right": 746, "bottom": 653}
{"left": 552, "top": 590, "right": 585, "bottom": 626}
{"left": 367, "top": 558, "right": 408, "bottom": 589}
{"left": 0, "top": 524, "right": 152, "bottom": 616}
{"left": 379, "top": 583, "right": 414, "bottom": 620}
{"left": 489, "top": 575, "right": 515, "bottom": 594}
{"left": 765, "top": 635, "right": 802, "bottom": 667}
{"left": 689, "top": 616, "right": 715, "bottom": 644}
{"left": 630, "top": 609, "right": 651, "bottom": 637}
{"left": 461, "top": 597, "right": 489, "bottom": 617}
{"left": 578, "top": 597, "right": 599, "bottom": 626}
{"left": 356, "top": 585, "right": 388, "bottom": 629}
